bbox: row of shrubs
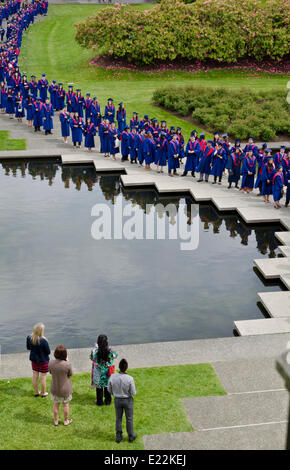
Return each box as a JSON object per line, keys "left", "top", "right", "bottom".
{"left": 152, "top": 86, "right": 290, "bottom": 140}
{"left": 75, "top": 0, "right": 290, "bottom": 65}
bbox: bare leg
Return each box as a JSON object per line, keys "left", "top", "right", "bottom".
{"left": 32, "top": 371, "right": 39, "bottom": 395}
{"left": 63, "top": 403, "right": 72, "bottom": 425}
{"left": 40, "top": 373, "right": 47, "bottom": 395}
{"left": 53, "top": 403, "right": 60, "bottom": 425}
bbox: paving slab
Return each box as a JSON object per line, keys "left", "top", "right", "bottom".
{"left": 234, "top": 318, "right": 290, "bottom": 336}
{"left": 276, "top": 231, "right": 290, "bottom": 246}
{"left": 237, "top": 206, "right": 288, "bottom": 224}
{"left": 61, "top": 153, "right": 95, "bottom": 164}
{"left": 281, "top": 275, "right": 290, "bottom": 290}
{"left": 183, "top": 390, "right": 288, "bottom": 429}
{"left": 2, "top": 334, "right": 290, "bottom": 379}
{"left": 279, "top": 246, "right": 290, "bottom": 257}
{"left": 213, "top": 357, "right": 286, "bottom": 393}
{"left": 143, "top": 423, "right": 287, "bottom": 450}
{"left": 213, "top": 196, "right": 263, "bottom": 211}
{"left": 258, "top": 292, "right": 290, "bottom": 318}
{"left": 254, "top": 258, "right": 290, "bottom": 279}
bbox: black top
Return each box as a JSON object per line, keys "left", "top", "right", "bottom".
{"left": 26, "top": 336, "right": 50, "bottom": 364}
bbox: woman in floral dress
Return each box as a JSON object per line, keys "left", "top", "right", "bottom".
{"left": 90, "top": 334, "right": 117, "bottom": 406}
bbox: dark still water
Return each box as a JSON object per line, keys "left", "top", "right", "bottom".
{"left": 0, "top": 160, "right": 284, "bottom": 353}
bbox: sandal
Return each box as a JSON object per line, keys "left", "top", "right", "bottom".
{"left": 64, "top": 419, "right": 73, "bottom": 426}
{"left": 54, "top": 421, "right": 59, "bottom": 426}
{"left": 41, "top": 392, "right": 49, "bottom": 398}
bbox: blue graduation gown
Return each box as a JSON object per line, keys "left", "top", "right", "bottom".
{"left": 228, "top": 151, "right": 241, "bottom": 183}
{"left": 241, "top": 156, "right": 257, "bottom": 189}
{"left": 15, "top": 97, "right": 25, "bottom": 117}
{"left": 274, "top": 152, "right": 285, "bottom": 168}
{"left": 66, "top": 91, "right": 75, "bottom": 113}
{"left": 56, "top": 88, "right": 65, "bottom": 110}
{"left": 42, "top": 103, "right": 54, "bottom": 131}
{"left": 211, "top": 148, "right": 227, "bottom": 177}
{"left": 91, "top": 102, "right": 101, "bottom": 127}
{"left": 129, "top": 132, "right": 138, "bottom": 161}
{"left": 109, "top": 128, "right": 119, "bottom": 155}
{"left": 104, "top": 104, "right": 115, "bottom": 123}
{"left": 155, "top": 139, "right": 168, "bottom": 166}
{"left": 272, "top": 172, "right": 284, "bottom": 202}
{"left": 37, "top": 78, "right": 48, "bottom": 102}
{"left": 26, "top": 99, "right": 34, "bottom": 120}
{"left": 49, "top": 84, "right": 58, "bottom": 109}
{"left": 285, "top": 169, "right": 290, "bottom": 201}
{"left": 84, "top": 99, "right": 93, "bottom": 120}
{"left": 197, "top": 146, "right": 214, "bottom": 175}
{"left": 99, "top": 122, "right": 110, "bottom": 153}
{"left": 59, "top": 111, "right": 70, "bottom": 137}
{"left": 137, "top": 135, "right": 145, "bottom": 164}
{"left": 117, "top": 109, "right": 126, "bottom": 133}
{"left": 33, "top": 102, "right": 43, "bottom": 127}
{"left": 83, "top": 123, "right": 96, "bottom": 148}
{"left": 121, "top": 130, "right": 130, "bottom": 157}
{"left": 185, "top": 139, "right": 200, "bottom": 172}
{"left": 261, "top": 165, "right": 275, "bottom": 196}
{"left": 168, "top": 140, "right": 180, "bottom": 171}
{"left": 143, "top": 137, "right": 155, "bottom": 165}
{"left": 70, "top": 117, "right": 83, "bottom": 143}
{"left": 6, "top": 94, "right": 15, "bottom": 114}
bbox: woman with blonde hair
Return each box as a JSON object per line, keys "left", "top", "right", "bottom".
{"left": 26, "top": 323, "right": 50, "bottom": 397}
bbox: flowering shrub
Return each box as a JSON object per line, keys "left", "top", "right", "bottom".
{"left": 153, "top": 86, "right": 290, "bottom": 140}
{"left": 75, "top": 0, "right": 290, "bottom": 65}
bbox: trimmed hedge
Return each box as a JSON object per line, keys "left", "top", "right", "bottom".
{"left": 152, "top": 86, "right": 290, "bottom": 140}
{"left": 75, "top": 0, "right": 290, "bottom": 65}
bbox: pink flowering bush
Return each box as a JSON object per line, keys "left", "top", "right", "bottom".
{"left": 153, "top": 86, "right": 290, "bottom": 140}
{"left": 75, "top": 0, "right": 290, "bottom": 65}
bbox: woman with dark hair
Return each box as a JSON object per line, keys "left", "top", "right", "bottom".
{"left": 90, "top": 334, "right": 117, "bottom": 406}
{"left": 49, "top": 345, "right": 73, "bottom": 426}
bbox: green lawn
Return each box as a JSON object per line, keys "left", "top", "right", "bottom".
{"left": 18, "top": 4, "right": 289, "bottom": 141}
{"left": 0, "top": 130, "right": 26, "bottom": 150}
{"left": 0, "top": 363, "right": 225, "bottom": 450}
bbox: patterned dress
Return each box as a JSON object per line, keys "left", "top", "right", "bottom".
{"left": 90, "top": 346, "right": 117, "bottom": 388}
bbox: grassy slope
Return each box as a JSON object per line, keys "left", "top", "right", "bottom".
{"left": 18, "top": 5, "right": 289, "bottom": 141}
{"left": 0, "top": 130, "right": 26, "bottom": 150}
{"left": 0, "top": 364, "right": 225, "bottom": 450}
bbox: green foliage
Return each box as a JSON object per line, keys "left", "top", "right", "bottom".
{"left": 75, "top": 0, "right": 290, "bottom": 65}
{"left": 0, "top": 364, "right": 225, "bottom": 450}
{"left": 153, "top": 85, "right": 290, "bottom": 140}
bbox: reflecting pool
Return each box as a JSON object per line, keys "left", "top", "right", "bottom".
{"left": 0, "top": 160, "right": 285, "bottom": 353}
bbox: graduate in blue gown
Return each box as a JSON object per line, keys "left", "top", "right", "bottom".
{"left": 74, "top": 89, "right": 84, "bottom": 117}
{"left": 285, "top": 165, "right": 290, "bottom": 208}
{"left": 242, "top": 137, "right": 258, "bottom": 158}
{"left": 227, "top": 144, "right": 242, "bottom": 189}
{"left": 21, "top": 75, "right": 30, "bottom": 100}
{"left": 25, "top": 94, "right": 34, "bottom": 126}
{"left": 99, "top": 118, "right": 110, "bottom": 156}
{"left": 261, "top": 157, "right": 275, "bottom": 203}
{"left": 168, "top": 134, "right": 180, "bottom": 176}
{"left": 33, "top": 97, "right": 43, "bottom": 131}
{"left": 84, "top": 93, "right": 93, "bottom": 121}
{"left": 137, "top": 129, "right": 145, "bottom": 165}
{"left": 14, "top": 91, "right": 24, "bottom": 121}
{"left": 104, "top": 98, "right": 115, "bottom": 123}
{"left": 211, "top": 141, "right": 227, "bottom": 184}
{"left": 37, "top": 73, "right": 48, "bottom": 102}
{"left": 182, "top": 131, "right": 200, "bottom": 177}
{"left": 91, "top": 97, "right": 101, "bottom": 129}
{"left": 129, "top": 127, "right": 138, "bottom": 164}
{"left": 282, "top": 151, "right": 290, "bottom": 179}
{"left": 255, "top": 143, "right": 268, "bottom": 195}
{"left": 272, "top": 166, "right": 284, "bottom": 209}
{"left": 108, "top": 121, "right": 120, "bottom": 159}
{"left": 59, "top": 107, "right": 70, "bottom": 143}
{"left": 117, "top": 102, "right": 126, "bottom": 133}
{"left": 56, "top": 83, "right": 65, "bottom": 111}
{"left": 83, "top": 117, "right": 96, "bottom": 151}
{"left": 197, "top": 141, "right": 215, "bottom": 182}
{"left": 0, "top": 82, "right": 7, "bottom": 113}
{"left": 48, "top": 79, "right": 58, "bottom": 110}
{"left": 42, "top": 98, "right": 54, "bottom": 135}
{"left": 241, "top": 151, "right": 257, "bottom": 192}
{"left": 274, "top": 146, "right": 286, "bottom": 167}
{"left": 143, "top": 132, "right": 155, "bottom": 170}
{"left": 70, "top": 112, "right": 84, "bottom": 148}
{"left": 130, "top": 112, "right": 139, "bottom": 130}
{"left": 29, "top": 75, "right": 38, "bottom": 99}
{"left": 66, "top": 85, "right": 75, "bottom": 113}
{"left": 155, "top": 132, "right": 168, "bottom": 173}
{"left": 6, "top": 86, "right": 14, "bottom": 117}
{"left": 121, "top": 125, "right": 130, "bottom": 161}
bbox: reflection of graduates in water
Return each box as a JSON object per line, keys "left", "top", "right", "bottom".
{"left": 28, "top": 161, "right": 58, "bottom": 185}
{"left": 99, "top": 175, "right": 121, "bottom": 203}
{"left": 199, "top": 205, "right": 223, "bottom": 234}
{"left": 1, "top": 160, "right": 28, "bottom": 177}
{"left": 236, "top": 221, "right": 252, "bottom": 246}
{"left": 255, "top": 227, "right": 278, "bottom": 258}
{"left": 60, "top": 166, "right": 99, "bottom": 191}
{"left": 224, "top": 215, "right": 240, "bottom": 238}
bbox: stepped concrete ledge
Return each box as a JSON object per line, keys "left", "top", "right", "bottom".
{"left": 279, "top": 246, "right": 290, "bottom": 257}
{"left": 258, "top": 292, "right": 290, "bottom": 318}
{"left": 254, "top": 258, "right": 290, "bottom": 279}
{"left": 1, "top": 333, "right": 290, "bottom": 380}
{"left": 234, "top": 318, "right": 290, "bottom": 336}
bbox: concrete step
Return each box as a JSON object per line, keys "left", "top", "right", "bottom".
{"left": 183, "top": 390, "right": 288, "bottom": 430}
{"left": 258, "top": 292, "right": 290, "bottom": 318}
{"left": 143, "top": 422, "right": 287, "bottom": 450}
{"left": 234, "top": 318, "right": 290, "bottom": 336}
{"left": 254, "top": 258, "right": 290, "bottom": 279}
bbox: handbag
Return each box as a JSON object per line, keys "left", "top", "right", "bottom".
{"left": 108, "top": 365, "right": 115, "bottom": 376}
{"left": 115, "top": 138, "right": 120, "bottom": 148}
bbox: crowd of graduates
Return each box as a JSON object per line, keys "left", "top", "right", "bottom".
{"left": 0, "top": 0, "right": 289, "bottom": 210}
